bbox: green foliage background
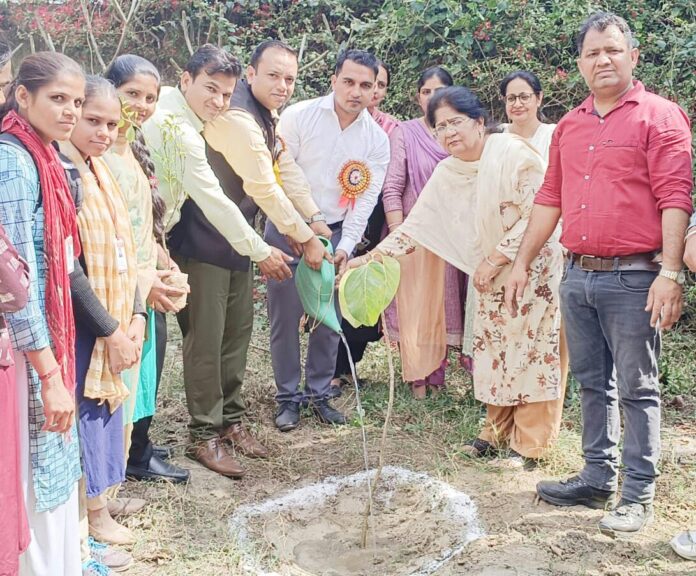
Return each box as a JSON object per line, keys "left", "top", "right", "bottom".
{"left": 3, "top": 0, "right": 695, "bottom": 396}
{"left": 4, "top": 0, "right": 695, "bottom": 122}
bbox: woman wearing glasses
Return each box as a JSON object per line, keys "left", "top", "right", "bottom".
{"left": 501, "top": 70, "right": 569, "bottom": 415}
{"left": 347, "top": 87, "right": 564, "bottom": 467}
{"left": 500, "top": 70, "right": 556, "bottom": 160}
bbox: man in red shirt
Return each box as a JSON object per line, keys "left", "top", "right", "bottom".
{"left": 505, "top": 11, "right": 693, "bottom": 537}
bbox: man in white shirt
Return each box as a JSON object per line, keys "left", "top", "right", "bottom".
{"left": 269, "top": 49, "right": 390, "bottom": 431}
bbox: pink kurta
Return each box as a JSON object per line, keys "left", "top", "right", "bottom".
{"left": 370, "top": 108, "right": 399, "bottom": 136}
{"left": 0, "top": 223, "right": 30, "bottom": 576}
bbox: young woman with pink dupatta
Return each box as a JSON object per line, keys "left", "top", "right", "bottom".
{"left": 0, "top": 51, "right": 84, "bottom": 576}
{"left": 368, "top": 60, "right": 399, "bottom": 135}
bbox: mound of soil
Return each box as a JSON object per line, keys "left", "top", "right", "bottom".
{"left": 230, "top": 467, "right": 482, "bottom": 576}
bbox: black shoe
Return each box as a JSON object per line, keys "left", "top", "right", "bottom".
{"left": 536, "top": 475, "right": 616, "bottom": 510}
{"left": 311, "top": 400, "right": 346, "bottom": 425}
{"left": 275, "top": 401, "right": 300, "bottom": 432}
{"left": 598, "top": 499, "right": 654, "bottom": 537}
{"left": 327, "top": 385, "right": 342, "bottom": 399}
{"left": 126, "top": 454, "right": 190, "bottom": 484}
{"left": 462, "top": 438, "right": 498, "bottom": 458}
{"left": 152, "top": 445, "right": 174, "bottom": 461}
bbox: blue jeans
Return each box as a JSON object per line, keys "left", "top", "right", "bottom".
{"left": 560, "top": 261, "right": 661, "bottom": 504}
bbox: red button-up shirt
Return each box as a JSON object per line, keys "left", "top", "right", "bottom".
{"left": 535, "top": 81, "right": 693, "bottom": 257}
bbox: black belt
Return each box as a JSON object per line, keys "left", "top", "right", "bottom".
{"left": 569, "top": 251, "right": 660, "bottom": 272}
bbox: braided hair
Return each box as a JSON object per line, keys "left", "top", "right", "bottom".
{"left": 131, "top": 126, "right": 166, "bottom": 243}
{"left": 104, "top": 55, "right": 166, "bottom": 244}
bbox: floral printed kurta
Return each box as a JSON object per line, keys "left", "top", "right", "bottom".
{"left": 379, "top": 134, "right": 563, "bottom": 406}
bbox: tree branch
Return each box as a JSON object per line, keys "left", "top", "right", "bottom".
{"left": 181, "top": 11, "right": 194, "bottom": 56}
{"left": 109, "top": 0, "right": 128, "bottom": 23}
{"left": 78, "top": 0, "right": 107, "bottom": 70}
{"left": 34, "top": 14, "right": 55, "bottom": 51}
{"left": 106, "top": 0, "right": 143, "bottom": 68}
{"left": 360, "top": 313, "right": 396, "bottom": 549}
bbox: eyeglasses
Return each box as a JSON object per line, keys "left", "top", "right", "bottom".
{"left": 433, "top": 116, "right": 476, "bottom": 137}
{"left": 504, "top": 92, "right": 535, "bottom": 104}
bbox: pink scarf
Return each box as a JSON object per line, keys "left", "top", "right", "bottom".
{"left": 1, "top": 111, "right": 81, "bottom": 394}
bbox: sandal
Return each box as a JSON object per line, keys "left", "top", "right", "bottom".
{"left": 489, "top": 449, "right": 535, "bottom": 470}
{"left": 460, "top": 438, "right": 497, "bottom": 458}
{"left": 410, "top": 381, "right": 427, "bottom": 400}
{"left": 107, "top": 497, "right": 147, "bottom": 518}
{"left": 670, "top": 530, "right": 696, "bottom": 561}
{"left": 411, "top": 380, "right": 428, "bottom": 400}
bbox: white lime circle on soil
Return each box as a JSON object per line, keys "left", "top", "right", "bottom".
{"left": 229, "top": 466, "right": 484, "bottom": 576}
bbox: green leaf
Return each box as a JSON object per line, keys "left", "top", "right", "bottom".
{"left": 338, "top": 256, "right": 400, "bottom": 328}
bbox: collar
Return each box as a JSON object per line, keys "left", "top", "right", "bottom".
{"left": 160, "top": 86, "right": 204, "bottom": 133}
{"left": 320, "top": 92, "right": 370, "bottom": 127}
{"left": 231, "top": 79, "right": 275, "bottom": 126}
{"left": 578, "top": 80, "right": 645, "bottom": 114}
{"left": 319, "top": 92, "right": 336, "bottom": 111}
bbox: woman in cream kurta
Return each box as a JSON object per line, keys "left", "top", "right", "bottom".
{"left": 349, "top": 86, "right": 564, "bottom": 462}
{"left": 499, "top": 70, "right": 556, "bottom": 160}
{"left": 105, "top": 138, "right": 159, "bottom": 431}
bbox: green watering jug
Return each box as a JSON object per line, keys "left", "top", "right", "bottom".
{"left": 295, "top": 236, "right": 341, "bottom": 333}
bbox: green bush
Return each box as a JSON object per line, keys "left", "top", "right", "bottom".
{"left": 4, "top": 0, "right": 695, "bottom": 121}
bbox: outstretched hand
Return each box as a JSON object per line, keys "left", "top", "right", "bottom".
{"left": 258, "top": 247, "right": 293, "bottom": 281}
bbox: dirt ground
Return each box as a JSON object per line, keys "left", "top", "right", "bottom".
{"left": 235, "top": 468, "right": 481, "bottom": 575}
{"left": 117, "top": 310, "right": 696, "bottom": 576}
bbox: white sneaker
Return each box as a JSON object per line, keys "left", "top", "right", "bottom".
{"left": 670, "top": 530, "right": 696, "bottom": 561}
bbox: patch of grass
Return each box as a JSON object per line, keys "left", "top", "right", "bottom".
{"left": 128, "top": 285, "right": 696, "bottom": 575}
{"left": 660, "top": 283, "right": 696, "bottom": 398}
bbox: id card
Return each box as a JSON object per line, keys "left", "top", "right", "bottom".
{"left": 65, "top": 236, "right": 75, "bottom": 274}
{"left": 114, "top": 238, "right": 128, "bottom": 274}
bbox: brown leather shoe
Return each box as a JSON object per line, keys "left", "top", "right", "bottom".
{"left": 185, "top": 438, "right": 245, "bottom": 478}
{"left": 221, "top": 423, "right": 269, "bottom": 459}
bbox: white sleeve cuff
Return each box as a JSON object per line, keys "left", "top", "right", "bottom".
{"left": 336, "top": 237, "right": 357, "bottom": 256}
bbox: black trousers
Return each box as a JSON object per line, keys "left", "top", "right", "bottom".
{"left": 128, "top": 311, "right": 167, "bottom": 465}
{"left": 334, "top": 196, "right": 385, "bottom": 379}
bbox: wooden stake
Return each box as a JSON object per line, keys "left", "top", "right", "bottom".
{"left": 360, "top": 313, "right": 396, "bottom": 548}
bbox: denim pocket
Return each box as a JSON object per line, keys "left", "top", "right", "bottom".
{"left": 616, "top": 270, "right": 656, "bottom": 293}
{"left": 560, "top": 260, "right": 573, "bottom": 283}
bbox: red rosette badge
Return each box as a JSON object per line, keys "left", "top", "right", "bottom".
{"left": 338, "top": 160, "right": 371, "bottom": 208}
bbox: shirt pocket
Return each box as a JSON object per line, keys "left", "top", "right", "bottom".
{"left": 599, "top": 140, "right": 638, "bottom": 178}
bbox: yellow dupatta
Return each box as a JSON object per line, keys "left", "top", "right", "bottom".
{"left": 60, "top": 142, "right": 139, "bottom": 411}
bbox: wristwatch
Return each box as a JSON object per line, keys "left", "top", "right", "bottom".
{"left": 659, "top": 268, "right": 686, "bottom": 285}
{"left": 307, "top": 212, "right": 326, "bottom": 224}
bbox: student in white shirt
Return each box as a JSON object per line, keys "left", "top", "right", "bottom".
{"left": 268, "top": 49, "right": 390, "bottom": 431}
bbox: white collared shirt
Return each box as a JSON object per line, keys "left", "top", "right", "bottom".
{"left": 278, "top": 93, "right": 390, "bottom": 255}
